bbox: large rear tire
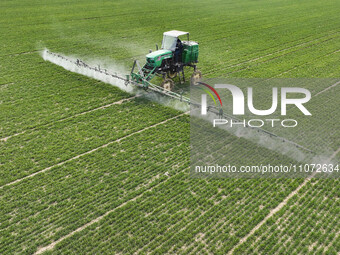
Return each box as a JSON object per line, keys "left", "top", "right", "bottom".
{"left": 161, "top": 78, "right": 175, "bottom": 91}
{"left": 190, "top": 70, "right": 202, "bottom": 86}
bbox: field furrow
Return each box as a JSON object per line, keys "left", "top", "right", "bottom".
{"left": 1, "top": 0, "right": 339, "bottom": 254}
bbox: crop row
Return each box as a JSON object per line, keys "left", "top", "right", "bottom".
{"left": 0, "top": 55, "right": 132, "bottom": 137}
{"left": 46, "top": 173, "right": 302, "bottom": 254}
{"left": 223, "top": 37, "right": 340, "bottom": 78}
{"left": 1, "top": 0, "right": 339, "bottom": 254}
{"left": 2, "top": 0, "right": 340, "bottom": 79}
{"left": 0, "top": 98, "right": 180, "bottom": 186}
{"left": 234, "top": 179, "right": 339, "bottom": 255}
{"left": 0, "top": 115, "right": 189, "bottom": 254}
{"left": 200, "top": 79, "right": 339, "bottom": 156}
{"left": 1, "top": 112, "right": 310, "bottom": 254}
{"left": 205, "top": 33, "right": 340, "bottom": 78}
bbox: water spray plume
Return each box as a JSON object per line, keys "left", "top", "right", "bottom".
{"left": 41, "top": 49, "right": 337, "bottom": 170}
{"left": 41, "top": 49, "right": 134, "bottom": 93}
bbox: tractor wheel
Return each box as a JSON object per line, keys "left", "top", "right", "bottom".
{"left": 167, "top": 70, "right": 177, "bottom": 79}
{"left": 161, "top": 78, "right": 175, "bottom": 91}
{"left": 190, "top": 70, "right": 202, "bottom": 86}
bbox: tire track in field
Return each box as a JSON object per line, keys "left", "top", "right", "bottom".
{"left": 133, "top": 191, "right": 211, "bottom": 255}
{"left": 33, "top": 160, "right": 189, "bottom": 254}
{"left": 273, "top": 48, "right": 340, "bottom": 77}
{"left": 323, "top": 226, "right": 340, "bottom": 254}
{"left": 314, "top": 80, "right": 340, "bottom": 97}
{"left": 121, "top": 25, "right": 339, "bottom": 65}
{"left": 226, "top": 148, "right": 340, "bottom": 255}
{"left": 330, "top": 147, "right": 340, "bottom": 160}
{"left": 2, "top": 81, "right": 107, "bottom": 108}
{"left": 0, "top": 63, "right": 103, "bottom": 105}
{"left": 0, "top": 82, "right": 14, "bottom": 87}
{"left": 260, "top": 55, "right": 340, "bottom": 94}
{"left": 0, "top": 112, "right": 188, "bottom": 189}
{"left": 1, "top": 50, "right": 39, "bottom": 57}
{"left": 0, "top": 96, "right": 137, "bottom": 142}
{"left": 227, "top": 47, "right": 340, "bottom": 81}
{"left": 260, "top": 48, "right": 340, "bottom": 80}
{"left": 4, "top": 31, "right": 337, "bottom": 105}
{"left": 118, "top": 30, "right": 339, "bottom": 64}
{"left": 223, "top": 36, "right": 339, "bottom": 76}
{"left": 3, "top": 9, "right": 162, "bottom": 29}
{"left": 147, "top": 179, "right": 286, "bottom": 255}
{"left": 1, "top": 70, "right": 105, "bottom": 106}
{"left": 205, "top": 31, "right": 340, "bottom": 76}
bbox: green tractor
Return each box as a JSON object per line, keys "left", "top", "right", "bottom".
{"left": 129, "top": 30, "right": 201, "bottom": 91}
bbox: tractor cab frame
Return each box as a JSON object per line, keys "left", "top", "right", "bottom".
{"left": 161, "top": 30, "right": 190, "bottom": 51}
{"left": 130, "top": 30, "right": 201, "bottom": 91}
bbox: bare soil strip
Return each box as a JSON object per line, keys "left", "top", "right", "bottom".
{"left": 330, "top": 147, "right": 340, "bottom": 160}
{"left": 54, "top": 95, "right": 139, "bottom": 121}
{"left": 0, "top": 50, "right": 39, "bottom": 57}
{"left": 225, "top": 37, "right": 339, "bottom": 76}
{"left": 0, "top": 96, "right": 137, "bottom": 142}
{"left": 0, "top": 131, "right": 26, "bottom": 142}
{"left": 0, "top": 82, "right": 14, "bottom": 87}
{"left": 314, "top": 80, "right": 340, "bottom": 97}
{"left": 227, "top": 148, "right": 340, "bottom": 255}
{"left": 0, "top": 112, "right": 187, "bottom": 189}
{"left": 274, "top": 49, "right": 340, "bottom": 77}
{"left": 205, "top": 32, "right": 340, "bottom": 75}
{"left": 34, "top": 172, "right": 167, "bottom": 255}
{"left": 33, "top": 161, "right": 189, "bottom": 255}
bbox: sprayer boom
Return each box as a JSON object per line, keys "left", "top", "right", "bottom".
{"left": 45, "top": 50, "right": 191, "bottom": 104}
{"left": 44, "top": 50, "right": 315, "bottom": 155}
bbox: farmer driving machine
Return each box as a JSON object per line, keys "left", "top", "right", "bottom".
{"left": 44, "top": 30, "right": 200, "bottom": 105}
{"left": 128, "top": 30, "right": 201, "bottom": 91}
{"left": 43, "top": 30, "right": 316, "bottom": 154}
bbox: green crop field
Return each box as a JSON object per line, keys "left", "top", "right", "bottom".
{"left": 0, "top": 0, "right": 339, "bottom": 254}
